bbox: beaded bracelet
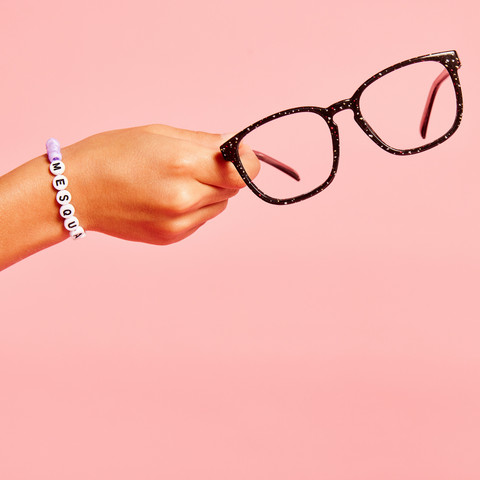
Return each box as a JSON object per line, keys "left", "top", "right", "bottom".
{"left": 46, "top": 138, "right": 86, "bottom": 240}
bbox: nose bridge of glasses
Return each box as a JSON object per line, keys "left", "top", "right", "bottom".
{"left": 326, "top": 99, "right": 354, "bottom": 118}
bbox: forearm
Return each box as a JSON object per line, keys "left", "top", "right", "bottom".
{"left": 0, "top": 154, "right": 70, "bottom": 271}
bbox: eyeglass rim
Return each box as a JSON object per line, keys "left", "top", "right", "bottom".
{"left": 352, "top": 50, "right": 463, "bottom": 155}
{"left": 220, "top": 50, "right": 463, "bottom": 205}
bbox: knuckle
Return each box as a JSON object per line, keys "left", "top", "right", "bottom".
{"left": 163, "top": 218, "right": 190, "bottom": 238}
{"left": 227, "top": 188, "right": 240, "bottom": 198}
{"left": 165, "top": 187, "right": 197, "bottom": 216}
{"left": 217, "top": 200, "right": 229, "bottom": 214}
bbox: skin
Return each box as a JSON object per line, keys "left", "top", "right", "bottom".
{"left": 0, "top": 124, "right": 260, "bottom": 271}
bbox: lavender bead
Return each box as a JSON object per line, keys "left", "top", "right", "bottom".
{"left": 48, "top": 150, "right": 63, "bottom": 162}
{"left": 46, "top": 138, "right": 60, "bottom": 149}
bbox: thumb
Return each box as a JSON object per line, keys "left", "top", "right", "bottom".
{"left": 237, "top": 143, "right": 261, "bottom": 181}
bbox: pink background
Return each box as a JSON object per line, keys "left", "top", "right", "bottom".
{"left": 1, "top": 0, "right": 479, "bottom": 478}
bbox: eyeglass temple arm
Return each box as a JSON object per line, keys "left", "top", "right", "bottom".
{"left": 252, "top": 150, "right": 301, "bottom": 181}
{"left": 420, "top": 69, "right": 450, "bottom": 139}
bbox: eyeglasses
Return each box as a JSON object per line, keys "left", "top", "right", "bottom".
{"left": 220, "top": 50, "right": 463, "bottom": 205}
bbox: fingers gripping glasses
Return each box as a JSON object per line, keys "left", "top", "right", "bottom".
{"left": 220, "top": 50, "right": 463, "bottom": 205}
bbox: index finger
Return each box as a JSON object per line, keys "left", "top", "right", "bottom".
{"left": 144, "top": 125, "right": 261, "bottom": 190}
{"left": 144, "top": 124, "right": 226, "bottom": 150}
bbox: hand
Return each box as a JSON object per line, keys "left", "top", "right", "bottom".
{"left": 0, "top": 124, "right": 260, "bottom": 270}
{"left": 63, "top": 124, "right": 260, "bottom": 245}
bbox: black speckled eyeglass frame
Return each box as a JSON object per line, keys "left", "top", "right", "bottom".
{"left": 220, "top": 50, "right": 463, "bottom": 205}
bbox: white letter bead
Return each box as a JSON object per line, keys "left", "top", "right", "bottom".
{"left": 49, "top": 160, "right": 65, "bottom": 175}
{"left": 70, "top": 226, "right": 86, "bottom": 240}
{"left": 47, "top": 138, "right": 85, "bottom": 242}
{"left": 56, "top": 189, "right": 72, "bottom": 205}
{"left": 53, "top": 174, "right": 68, "bottom": 190}
{"left": 64, "top": 216, "right": 79, "bottom": 231}
{"left": 59, "top": 204, "right": 75, "bottom": 218}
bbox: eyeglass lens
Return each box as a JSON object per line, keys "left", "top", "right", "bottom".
{"left": 239, "top": 111, "right": 334, "bottom": 200}
{"left": 359, "top": 61, "right": 456, "bottom": 150}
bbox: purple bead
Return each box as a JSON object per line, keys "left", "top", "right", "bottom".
{"left": 46, "top": 138, "right": 60, "bottom": 149}
{"left": 48, "top": 150, "right": 62, "bottom": 162}
{"left": 46, "top": 138, "right": 62, "bottom": 162}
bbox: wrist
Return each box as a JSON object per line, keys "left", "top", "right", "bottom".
{"left": 46, "top": 139, "right": 86, "bottom": 240}
{"left": 60, "top": 142, "right": 97, "bottom": 234}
